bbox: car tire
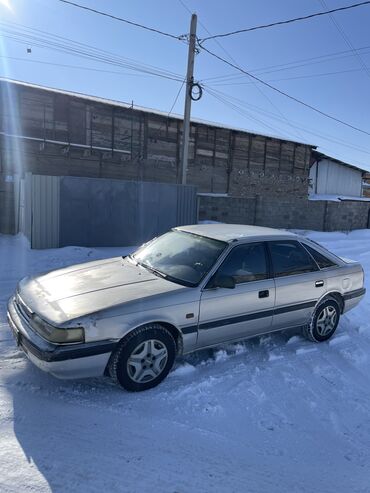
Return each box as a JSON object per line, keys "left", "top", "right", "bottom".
{"left": 108, "top": 324, "right": 176, "bottom": 392}
{"left": 303, "top": 297, "right": 340, "bottom": 343}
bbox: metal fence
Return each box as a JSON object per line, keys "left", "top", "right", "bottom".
{"left": 18, "top": 174, "right": 197, "bottom": 248}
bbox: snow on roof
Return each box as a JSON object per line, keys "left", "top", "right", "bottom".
{"left": 0, "top": 77, "right": 313, "bottom": 147}
{"left": 176, "top": 224, "right": 296, "bottom": 242}
{"left": 312, "top": 151, "right": 369, "bottom": 174}
{"left": 309, "top": 193, "right": 370, "bottom": 202}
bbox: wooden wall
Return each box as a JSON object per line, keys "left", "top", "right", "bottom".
{"left": 0, "top": 81, "right": 313, "bottom": 199}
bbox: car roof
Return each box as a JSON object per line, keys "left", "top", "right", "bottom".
{"left": 175, "top": 224, "right": 297, "bottom": 242}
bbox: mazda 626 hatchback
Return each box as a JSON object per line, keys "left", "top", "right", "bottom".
{"left": 7, "top": 224, "right": 365, "bottom": 391}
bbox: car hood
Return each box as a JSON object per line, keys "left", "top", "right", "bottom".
{"left": 18, "top": 257, "right": 187, "bottom": 325}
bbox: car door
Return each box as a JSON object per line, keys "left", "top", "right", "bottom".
{"left": 197, "top": 242, "right": 275, "bottom": 348}
{"left": 268, "top": 240, "right": 325, "bottom": 330}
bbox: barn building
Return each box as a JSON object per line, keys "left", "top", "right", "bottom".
{"left": 0, "top": 78, "right": 313, "bottom": 235}
{"left": 1, "top": 77, "right": 369, "bottom": 242}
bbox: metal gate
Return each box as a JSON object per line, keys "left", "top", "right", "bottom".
{"left": 19, "top": 174, "right": 197, "bottom": 248}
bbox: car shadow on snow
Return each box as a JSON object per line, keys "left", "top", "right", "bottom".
{"left": 7, "top": 326, "right": 309, "bottom": 491}
{"left": 6, "top": 355, "right": 136, "bottom": 491}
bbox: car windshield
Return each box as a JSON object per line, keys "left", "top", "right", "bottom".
{"left": 132, "top": 230, "right": 227, "bottom": 286}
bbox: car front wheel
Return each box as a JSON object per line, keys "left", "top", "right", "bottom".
{"left": 108, "top": 324, "right": 176, "bottom": 392}
{"left": 303, "top": 297, "right": 340, "bottom": 342}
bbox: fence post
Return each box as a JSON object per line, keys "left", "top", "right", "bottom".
{"left": 323, "top": 201, "right": 329, "bottom": 231}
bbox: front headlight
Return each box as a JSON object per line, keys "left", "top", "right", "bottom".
{"left": 31, "top": 315, "right": 85, "bottom": 344}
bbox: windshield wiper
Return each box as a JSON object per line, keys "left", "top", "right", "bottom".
{"left": 126, "top": 254, "right": 137, "bottom": 264}
{"left": 132, "top": 259, "right": 196, "bottom": 287}
{"left": 136, "top": 261, "right": 168, "bottom": 279}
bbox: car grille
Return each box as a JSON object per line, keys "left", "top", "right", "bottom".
{"left": 15, "top": 293, "right": 34, "bottom": 322}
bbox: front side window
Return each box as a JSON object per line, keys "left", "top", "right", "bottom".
{"left": 301, "top": 243, "right": 337, "bottom": 269}
{"left": 215, "top": 243, "right": 268, "bottom": 285}
{"left": 269, "top": 241, "right": 318, "bottom": 278}
{"left": 132, "top": 231, "right": 226, "bottom": 286}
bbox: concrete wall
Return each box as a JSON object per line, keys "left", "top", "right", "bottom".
{"left": 199, "top": 195, "right": 370, "bottom": 232}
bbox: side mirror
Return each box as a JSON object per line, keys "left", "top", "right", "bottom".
{"left": 210, "top": 274, "right": 235, "bottom": 289}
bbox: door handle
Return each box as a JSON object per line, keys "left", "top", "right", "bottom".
{"left": 315, "top": 280, "right": 324, "bottom": 287}
{"left": 259, "top": 290, "right": 269, "bottom": 298}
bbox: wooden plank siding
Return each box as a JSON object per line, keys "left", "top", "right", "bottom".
{"left": 0, "top": 81, "right": 314, "bottom": 199}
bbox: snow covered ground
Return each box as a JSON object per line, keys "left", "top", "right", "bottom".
{"left": 1, "top": 230, "right": 370, "bottom": 492}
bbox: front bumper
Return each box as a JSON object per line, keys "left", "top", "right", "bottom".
{"left": 7, "top": 296, "right": 116, "bottom": 379}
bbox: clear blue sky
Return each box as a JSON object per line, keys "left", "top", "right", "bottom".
{"left": 1, "top": 0, "right": 370, "bottom": 170}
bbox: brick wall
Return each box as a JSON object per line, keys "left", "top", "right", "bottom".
{"left": 199, "top": 195, "right": 370, "bottom": 232}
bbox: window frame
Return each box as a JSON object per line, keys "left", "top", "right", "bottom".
{"left": 267, "top": 240, "right": 320, "bottom": 279}
{"left": 300, "top": 241, "right": 339, "bottom": 271}
{"left": 205, "top": 241, "right": 272, "bottom": 289}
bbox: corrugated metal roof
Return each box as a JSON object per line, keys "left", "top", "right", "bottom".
{"left": 0, "top": 77, "right": 314, "bottom": 147}
{"left": 312, "top": 150, "right": 368, "bottom": 174}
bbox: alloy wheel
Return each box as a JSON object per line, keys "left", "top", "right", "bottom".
{"left": 127, "top": 339, "right": 168, "bottom": 383}
{"left": 316, "top": 306, "right": 337, "bottom": 337}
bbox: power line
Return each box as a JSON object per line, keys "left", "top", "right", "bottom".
{"left": 155, "top": 79, "right": 186, "bottom": 136}
{"left": 0, "top": 55, "right": 180, "bottom": 80}
{"left": 201, "top": 44, "right": 370, "bottom": 83}
{"left": 204, "top": 85, "right": 370, "bottom": 157}
{"left": 312, "top": 146, "right": 370, "bottom": 169}
{"left": 56, "top": 0, "right": 183, "bottom": 41}
{"left": 205, "top": 86, "right": 295, "bottom": 139}
{"left": 200, "top": 1, "right": 370, "bottom": 42}
{"left": 177, "top": 0, "right": 305, "bottom": 141}
{"left": 208, "top": 67, "right": 363, "bottom": 86}
{"left": 167, "top": 80, "right": 186, "bottom": 116}
{"left": 2, "top": 32, "right": 183, "bottom": 81}
{"left": 0, "top": 22, "right": 184, "bottom": 82}
{"left": 319, "top": 0, "right": 370, "bottom": 80}
{"left": 0, "top": 20, "right": 183, "bottom": 79}
{"left": 206, "top": 86, "right": 370, "bottom": 169}
{"left": 178, "top": 0, "right": 193, "bottom": 16}
{"left": 199, "top": 43, "right": 370, "bottom": 137}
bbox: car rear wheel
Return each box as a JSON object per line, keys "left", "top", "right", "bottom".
{"left": 303, "top": 298, "right": 340, "bottom": 342}
{"left": 108, "top": 324, "right": 176, "bottom": 392}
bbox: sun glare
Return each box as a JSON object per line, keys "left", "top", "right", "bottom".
{"left": 0, "top": 0, "right": 12, "bottom": 10}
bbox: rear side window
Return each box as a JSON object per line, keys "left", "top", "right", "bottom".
{"left": 269, "top": 241, "right": 318, "bottom": 278}
{"left": 217, "top": 243, "right": 268, "bottom": 284}
{"left": 301, "top": 243, "right": 337, "bottom": 269}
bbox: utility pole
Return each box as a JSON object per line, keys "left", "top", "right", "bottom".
{"left": 180, "top": 13, "right": 197, "bottom": 185}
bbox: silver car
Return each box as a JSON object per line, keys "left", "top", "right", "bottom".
{"left": 7, "top": 224, "right": 365, "bottom": 391}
